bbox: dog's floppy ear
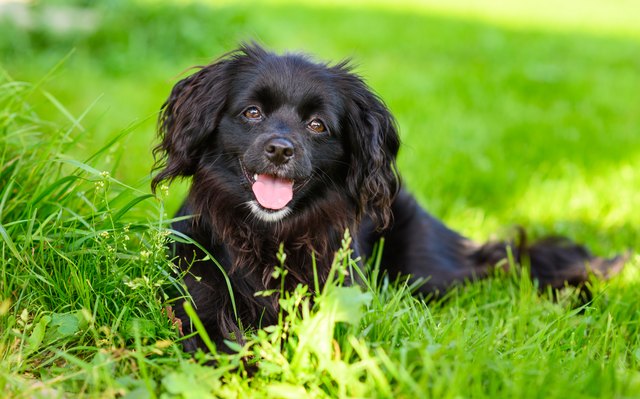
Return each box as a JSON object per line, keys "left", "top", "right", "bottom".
{"left": 339, "top": 67, "right": 400, "bottom": 229}
{"left": 151, "top": 59, "right": 231, "bottom": 192}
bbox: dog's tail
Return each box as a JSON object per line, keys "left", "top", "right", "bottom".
{"left": 469, "top": 229, "right": 628, "bottom": 291}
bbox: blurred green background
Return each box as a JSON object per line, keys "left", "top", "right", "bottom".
{"left": 1, "top": 0, "right": 638, "bottom": 251}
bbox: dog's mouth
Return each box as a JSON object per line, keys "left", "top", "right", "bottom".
{"left": 251, "top": 173, "right": 294, "bottom": 210}
{"left": 240, "top": 161, "right": 296, "bottom": 211}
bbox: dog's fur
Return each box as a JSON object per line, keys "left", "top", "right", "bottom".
{"left": 152, "top": 44, "right": 625, "bottom": 352}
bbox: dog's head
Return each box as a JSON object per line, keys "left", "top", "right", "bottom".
{"left": 152, "top": 44, "right": 400, "bottom": 228}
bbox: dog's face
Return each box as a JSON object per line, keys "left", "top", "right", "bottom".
{"left": 215, "top": 56, "right": 347, "bottom": 222}
{"left": 153, "top": 44, "right": 400, "bottom": 227}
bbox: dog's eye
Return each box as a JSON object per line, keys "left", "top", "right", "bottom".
{"left": 243, "top": 106, "right": 263, "bottom": 120}
{"left": 307, "top": 119, "right": 327, "bottom": 134}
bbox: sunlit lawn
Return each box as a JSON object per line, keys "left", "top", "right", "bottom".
{"left": 1, "top": 0, "right": 639, "bottom": 397}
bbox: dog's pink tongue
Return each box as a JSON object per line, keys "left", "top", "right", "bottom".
{"left": 252, "top": 174, "right": 293, "bottom": 210}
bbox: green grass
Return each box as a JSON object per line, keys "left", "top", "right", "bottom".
{"left": 1, "top": 0, "right": 639, "bottom": 397}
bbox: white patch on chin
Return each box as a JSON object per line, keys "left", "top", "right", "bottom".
{"left": 247, "top": 201, "right": 292, "bottom": 222}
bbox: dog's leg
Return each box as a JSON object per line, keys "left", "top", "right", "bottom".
{"left": 359, "top": 189, "right": 483, "bottom": 293}
{"left": 361, "top": 189, "right": 626, "bottom": 295}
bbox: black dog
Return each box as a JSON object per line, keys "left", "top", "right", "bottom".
{"left": 152, "top": 44, "right": 625, "bottom": 352}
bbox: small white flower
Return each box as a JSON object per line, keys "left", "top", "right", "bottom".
{"left": 160, "top": 183, "right": 170, "bottom": 197}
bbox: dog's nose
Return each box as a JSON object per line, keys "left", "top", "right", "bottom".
{"left": 264, "top": 137, "right": 294, "bottom": 165}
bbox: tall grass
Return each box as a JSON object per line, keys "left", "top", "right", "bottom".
{"left": 0, "top": 70, "right": 181, "bottom": 395}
